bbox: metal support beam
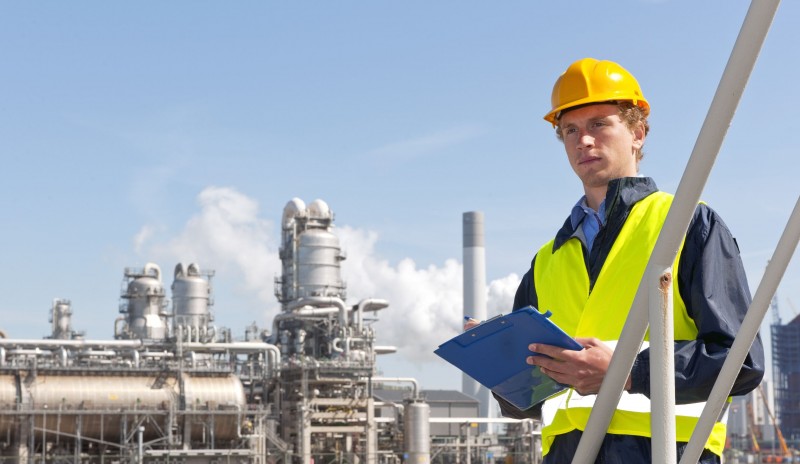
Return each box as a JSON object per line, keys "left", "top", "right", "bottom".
{"left": 680, "top": 195, "right": 800, "bottom": 463}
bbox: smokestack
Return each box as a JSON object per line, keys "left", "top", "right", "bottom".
{"left": 462, "top": 211, "right": 490, "bottom": 423}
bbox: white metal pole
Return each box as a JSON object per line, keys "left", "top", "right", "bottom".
{"left": 648, "top": 264, "right": 676, "bottom": 463}
{"left": 572, "top": 0, "right": 781, "bottom": 462}
{"left": 680, "top": 195, "right": 800, "bottom": 464}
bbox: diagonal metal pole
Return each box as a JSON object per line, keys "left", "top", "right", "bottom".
{"left": 571, "top": 0, "right": 781, "bottom": 462}
{"left": 680, "top": 195, "right": 800, "bottom": 464}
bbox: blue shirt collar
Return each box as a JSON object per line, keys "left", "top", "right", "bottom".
{"left": 570, "top": 196, "right": 606, "bottom": 230}
{"left": 569, "top": 196, "right": 606, "bottom": 251}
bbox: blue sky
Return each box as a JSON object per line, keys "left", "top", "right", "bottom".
{"left": 1, "top": 1, "right": 798, "bottom": 390}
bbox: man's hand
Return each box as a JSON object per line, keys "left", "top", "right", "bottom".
{"left": 526, "top": 337, "right": 632, "bottom": 396}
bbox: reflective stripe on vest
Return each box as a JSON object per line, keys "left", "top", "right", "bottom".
{"left": 533, "top": 191, "right": 727, "bottom": 456}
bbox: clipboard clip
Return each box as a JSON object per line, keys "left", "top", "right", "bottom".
{"left": 452, "top": 308, "right": 553, "bottom": 347}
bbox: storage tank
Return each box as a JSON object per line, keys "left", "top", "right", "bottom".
{"left": 172, "top": 263, "right": 214, "bottom": 342}
{"left": 182, "top": 374, "right": 247, "bottom": 441}
{"left": 26, "top": 374, "right": 178, "bottom": 441}
{"left": 14, "top": 372, "right": 247, "bottom": 444}
{"left": 297, "top": 228, "right": 345, "bottom": 299}
{"left": 276, "top": 198, "right": 346, "bottom": 303}
{"left": 119, "top": 263, "right": 168, "bottom": 340}
{"left": 0, "top": 374, "right": 17, "bottom": 437}
{"left": 49, "top": 299, "right": 73, "bottom": 340}
{"left": 403, "top": 399, "right": 430, "bottom": 464}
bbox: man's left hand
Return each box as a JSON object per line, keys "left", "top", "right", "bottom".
{"left": 526, "top": 337, "right": 632, "bottom": 396}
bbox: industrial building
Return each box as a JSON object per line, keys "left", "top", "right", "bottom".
{"left": 771, "top": 297, "right": 800, "bottom": 451}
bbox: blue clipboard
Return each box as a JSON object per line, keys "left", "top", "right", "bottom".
{"left": 434, "top": 306, "right": 583, "bottom": 410}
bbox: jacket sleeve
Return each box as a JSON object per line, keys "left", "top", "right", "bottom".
{"left": 629, "top": 204, "right": 765, "bottom": 403}
{"left": 494, "top": 264, "right": 544, "bottom": 419}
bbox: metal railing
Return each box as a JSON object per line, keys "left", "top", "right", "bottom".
{"left": 572, "top": 1, "right": 789, "bottom": 462}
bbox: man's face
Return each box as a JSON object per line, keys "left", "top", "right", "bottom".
{"left": 558, "top": 104, "right": 645, "bottom": 191}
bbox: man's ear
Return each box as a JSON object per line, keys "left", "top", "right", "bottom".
{"left": 632, "top": 122, "right": 646, "bottom": 150}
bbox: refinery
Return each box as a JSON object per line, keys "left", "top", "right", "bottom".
{"left": 0, "top": 197, "right": 798, "bottom": 463}
{"left": 0, "top": 199, "right": 537, "bottom": 464}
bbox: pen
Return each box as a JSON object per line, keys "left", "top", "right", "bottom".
{"left": 464, "top": 315, "right": 474, "bottom": 321}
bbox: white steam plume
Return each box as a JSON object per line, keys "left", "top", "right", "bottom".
{"left": 136, "top": 186, "right": 281, "bottom": 313}
{"left": 135, "top": 187, "right": 521, "bottom": 363}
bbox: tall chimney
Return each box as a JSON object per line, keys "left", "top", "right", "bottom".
{"left": 462, "top": 211, "right": 489, "bottom": 423}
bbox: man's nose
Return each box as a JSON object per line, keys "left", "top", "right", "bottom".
{"left": 577, "top": 131, "right": 594, "bottom": 149}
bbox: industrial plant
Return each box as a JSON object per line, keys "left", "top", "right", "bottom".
{"left": 0, "top": 199, "right": 538, "bottom": 464}
{"left": 0, "top": 197, "right": 798, "bottom": 463}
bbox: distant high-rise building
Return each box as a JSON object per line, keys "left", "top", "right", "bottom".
{"left": 771, "top": 303, "right": 800, "bottom": 444}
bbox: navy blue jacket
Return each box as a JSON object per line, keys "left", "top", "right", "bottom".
{"left": 495, "top": 177, "right": 765, "bottom": 462}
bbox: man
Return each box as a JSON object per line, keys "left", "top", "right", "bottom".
{"left": 491, "top": 58, "right": 765, "bottom": 462}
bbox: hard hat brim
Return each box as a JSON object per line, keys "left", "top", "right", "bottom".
{"left": 544, "top": 97, "right": 650, "bottom": 125}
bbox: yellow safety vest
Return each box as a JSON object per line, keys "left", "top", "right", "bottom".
{"left": 533, "top": 191, "right": 726, "bottom": 456}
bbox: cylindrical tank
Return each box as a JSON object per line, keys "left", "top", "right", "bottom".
{"left": 182, "top": 374, "right": 247, "bottom": 441}
{"left": 403, "top": 399, "right": 430, "bottom": 464}
{"left": 51, "top": 299, "right": 73, "bottom": 339}
{"left": 12, "top": 372, "right": 247, "bottom": 444}
{"left": 278, "top": 198, "right": 348, "bottom": 304}
{"left": 123, "top": 263, "right": 168, "bottom": 340}
{"left": 297, "top": 229, "right": 345, "bottom": 299}
{"left": 172, "top": 263, "right": 212, "bottom": 337}
{"left": 0, "top": 375, "right": 17, "bottom": 436}
{"left": 26, "top": 374, "right": 178, "bottom": 441}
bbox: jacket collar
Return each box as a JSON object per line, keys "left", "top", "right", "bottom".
{"left": 553, "top": 177, "right": 659, "bottom": 252}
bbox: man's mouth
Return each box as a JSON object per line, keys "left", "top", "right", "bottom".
{"left": 579, "top": 157, "right": 601, "bottom": 165}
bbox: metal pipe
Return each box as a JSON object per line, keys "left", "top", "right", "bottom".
{"left": 129, "top": 349, "right": 140, "bottom": 368}
{"left": 271, "top": 303, "right": 341, "bottom": 339}
{"left": 139, "top": 351, "right": 173, "bottom": 358}
{"left": 114, "top": 316, "right": 127, "bottom": 338}
{"left": 8, "top": 348, "right": 49, "bottom": 356}
{"left": 681, "top": 195, "right": 800, "bottom": 463}
{"left": 649, "top": 266, "right": 676, "bottom": 462}
{"left": 76, "top": 350, "right": 117, "bottom": 357}
{"left": 374, "top": 345, "right": 398, "bottom": 355}
{"left": 181, "top": 341, "right": 278, "bottom": 354}
{"left": 285, "top": 296, "right": 348, "bottom": 326}
{"left": 0, "top": 339, "right": 144, "bottom": 349}
{"left": 354, "top": 298, "right": 389, "bottom": 333}
{"left": 369, "top": 377, "right": 420, "bottom": 399}
{"left": 573, "top": 0, "right": 781, "bottom": 461}
{"left": 144, "top": 262, "right": 161, "bottom": 281}
{"left": 182, "top": 341, "right": 281, "bottom": 374}
{"left": 57, "top": 347, "right": 68, "bottom": 366}
{"left": 137, "top": 426, "right": 144, "bottom": 463}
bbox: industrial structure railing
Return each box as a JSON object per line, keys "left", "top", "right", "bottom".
{"left": 572, "top": 1, "right": 791, "bottom": 462}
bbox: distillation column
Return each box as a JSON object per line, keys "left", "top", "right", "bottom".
{"left": 273, "top": 198, "right": 382, "bottom": 464}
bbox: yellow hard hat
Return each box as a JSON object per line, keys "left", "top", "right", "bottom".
{"left": 544, "top": 58, "right": 649, "bottom": 125}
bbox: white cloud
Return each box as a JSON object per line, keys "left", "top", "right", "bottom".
{"left": 138, "top": 186, "right": 280, "bottom": 307}
{"left": 133, "top": 225, "right": 155, "bottom": 253}
{"left": 338, "top": 225, "right": 520, "bottom": 363}
{"left": 136, "top": 188, "right": 520, "bottom": 365}
{"left": 368, "top": 125, "right": 486, "bottom": 162}
{"left": 488, "top": 273, "right": 521, "bottom": 314}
